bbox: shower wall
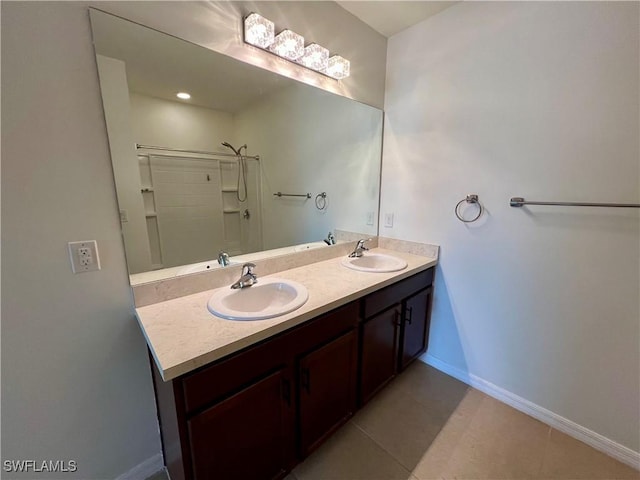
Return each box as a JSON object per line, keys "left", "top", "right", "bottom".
{"left": 130, "top": 93, "right": 262, "bottom": 268}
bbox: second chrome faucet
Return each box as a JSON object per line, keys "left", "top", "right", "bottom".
{"left": 348, "top": 238, "right": 371, "bottom": 258}
{"left": 231, "top": 263, "right": 258, "bottom": 289}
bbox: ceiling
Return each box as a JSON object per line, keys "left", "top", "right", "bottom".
{"left": 335, "top": 1, "right": 457, "bottom": 37}
{"left": 92, "top": 10, "right": 294, "bottom": 113}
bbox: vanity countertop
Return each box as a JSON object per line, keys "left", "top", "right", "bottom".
{"left": 136, "top": 248, "right": 437, "bottom": 381}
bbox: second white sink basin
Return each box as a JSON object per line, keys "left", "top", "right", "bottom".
{"left": 341, "top": 253, "right": 408, "bottom": 273}
{"left": 207, "top": 278, "right": 309, "bottom": 321}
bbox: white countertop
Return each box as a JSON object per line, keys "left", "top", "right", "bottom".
{"left": 136, "top": 248, "right": 437, "bottom": 381}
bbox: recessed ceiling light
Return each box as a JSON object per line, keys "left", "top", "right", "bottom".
{"left": 176, "top": 92, "right": 191, "bottom": 100}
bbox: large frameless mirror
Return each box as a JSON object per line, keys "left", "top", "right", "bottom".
{"left": 90, "top": 9, "right": 383, "bottom": 284}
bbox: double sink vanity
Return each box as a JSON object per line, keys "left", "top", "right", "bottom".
{"left": 90, "top": 8, "right": 438, "bottom": 480}
{"left": 135, "top": 239, "right": 437, "bottom": 480}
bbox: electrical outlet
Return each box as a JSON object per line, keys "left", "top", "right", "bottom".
{"left": 68, "top": 240, "right": 101, "bottom": 274}
{"left": 119, "top": 209, "right": 128, "bottom": 223}
{"left": 384, "top": 213, "right": 394, "bottom": 228}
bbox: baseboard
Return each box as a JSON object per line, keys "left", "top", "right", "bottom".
{"left": 423, "top": 354, "right": 640, "bottom": 470}
{"left": 115, "top": 453, "right": 164, "bottom": 480}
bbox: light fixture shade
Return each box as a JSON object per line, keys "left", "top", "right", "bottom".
{"left": 325, "top": 55, "right": 350, "bottom": 79}
{"left": 244, "top": 13, "right": 274, "bottom": 49}
{"left": 269, "top": 29, "right": 305, "bottom": 61}
{"left": 297, "top": 43, "right": 329, "bottom": 71}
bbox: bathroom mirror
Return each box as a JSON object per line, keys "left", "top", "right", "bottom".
{"left": 90, "top": 9, "right": 382, "bottom": 284}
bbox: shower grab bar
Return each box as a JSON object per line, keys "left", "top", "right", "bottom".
{"left": 136, "top": 143, "right": 259, "bottom": 160}
{"left": 273, "top": 192, "right": 311, "bottom": 199}
{"left": 510, "top": 197, "right": 640, "bottom": 208}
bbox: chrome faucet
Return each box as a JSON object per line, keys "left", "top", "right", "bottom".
{"left": 231, "top": 263, "right": 258, "bottom": 289}
{"left": 324, "top": 231, "right": 336, "bottom": 245}
{"left": 348, "top": 238, "right": 371, "bottom": 258}
{"left": 218, "top": 251, "right": 230, "bottom": 267}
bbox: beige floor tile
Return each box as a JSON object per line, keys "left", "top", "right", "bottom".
{"left": 540, "top": 428, "right": 640, "bottom": 480}
{"left": 393, "top": 362, "right": 469, "bottom": 411}
{"left": 434, "top": 393, "right": 550, "bottom": 479}
{"left": 412, "top": 389, "right": 487, "bottom": 479}
{"left": 352, "top": 385, "right": 447, "bottom": 470}
{"left": 293, "top": 422, "right": 414, "bottom": 480}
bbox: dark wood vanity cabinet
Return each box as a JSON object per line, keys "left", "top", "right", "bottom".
{"left": 187, "top": 368, "right": 293, "bottom": 480}
{"left": 152, "top": 267, "right": 434, "bottom": 480}
{"left": 360, "top": 306, "right": 400, "bottom": 404}
{"left": 359, "top": 268, "right": 434, "bottom": 406}
{"left": 297, "top": 329, "right": 357, "bottom": 457}
{"left": 399, "top": 286, "right": 433, "bottom": 370}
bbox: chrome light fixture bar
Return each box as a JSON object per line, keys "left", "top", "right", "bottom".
{"left": 243, "top": 13, "right": 350, "bottom": 80}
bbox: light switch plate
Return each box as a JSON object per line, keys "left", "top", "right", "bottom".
{"left": 366, "top": 211, "right": 374, "bottom": 226}
{"left": 384, "top": 213, "right": 394, "bottom": 228}
{"left": 68, "top": 240, "right": 101, "bottom": 273}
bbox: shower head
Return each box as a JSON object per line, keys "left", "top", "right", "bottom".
{"left": 221, "top": 141, "right": 240, "bottom": 156}
{"left": 221, "top": 142, "right": 248, "bottom": 156}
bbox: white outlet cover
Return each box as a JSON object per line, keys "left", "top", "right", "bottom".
{"left": 384, "top": 213, "right": 394, "bottom": 228}
{"left": 68, "top": 240, "right": 101, "bottom": 274}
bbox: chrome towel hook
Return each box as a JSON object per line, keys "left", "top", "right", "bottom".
{"left": 455, "top": 194, "right": 483, "bottom": 223}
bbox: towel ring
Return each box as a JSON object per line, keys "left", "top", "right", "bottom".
{"left": 315, "top": 192, "right": 327, "bottom": 210}
{"left": 455, "top": 194, "right": 483, "bottom": 223}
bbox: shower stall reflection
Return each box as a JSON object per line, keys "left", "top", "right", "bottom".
{"left": 137, "top": 146, "right": 263, "bottom": 273}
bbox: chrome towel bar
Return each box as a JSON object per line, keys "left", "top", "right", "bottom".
{"left": 510, "top": 197, "right": 640, "bottom": 208}
{"left": 273, "top": 192, "right": 311, "bottom": 199}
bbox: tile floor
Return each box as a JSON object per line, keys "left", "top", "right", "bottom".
{"left": 147, "top": 362, "right": 640, "bottom": 480}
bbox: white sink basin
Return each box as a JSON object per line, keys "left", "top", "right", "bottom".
{"left": 207, "top": 278, "right": 309, "bottom": 321}
{"left": 341, "top": 253, "right": 408, "bottom": 273}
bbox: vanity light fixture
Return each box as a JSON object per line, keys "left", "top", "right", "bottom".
{"left": 270, "top": 29, "right": 305, "bottom": 60}
{"left": 176, "top": 92, "right": 191, "bottom": 100}
{"left": 325, "top": 55, "right": 350, "bottom": 80}
{"left": 244, "top": 13, "right": 274, "bottom": 49}
{"left": 242, "top": 13, "right": 350, "bottom": 80}
{"left": 298, "top": 43, "right": 329, "bottom": 71}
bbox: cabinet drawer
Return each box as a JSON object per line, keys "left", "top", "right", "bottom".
{"left": 182, "top": 335, "right": 290, "bottom": 415}
{"left": 291, "top": 302, "right": 359, "bottom": 356}
{"left": 363, "top": 268, "right": 434, "bottom": 319}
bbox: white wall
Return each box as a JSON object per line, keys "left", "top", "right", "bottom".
{"left": 97, "top": 57, "right": 153, "bottom": 274}
{"left": 1, "top": 2, "right": 386, "bottom": 478}
{"left": 235, "top": 82, "right": 382, "bottom": 250}
{"left": 1, "top": 4, "right": 162, "bottom": 478}
{"left": 130, "top": 93, "right": 234, "bottom": 152}
{"left": 382, "top": 1, "right": 639, "bottom": 454}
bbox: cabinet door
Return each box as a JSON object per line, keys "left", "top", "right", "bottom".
{"left": 188, "top": 369, "right": 293, "bottom": 480}
{"left": 298, "top": 330, "right": 357, "bottom": 457}
{"left": 360, "top": 306, "right": 400, "bottom": 405}
{"left": 400, "top": 287, "right": 432, "bottom": 370}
